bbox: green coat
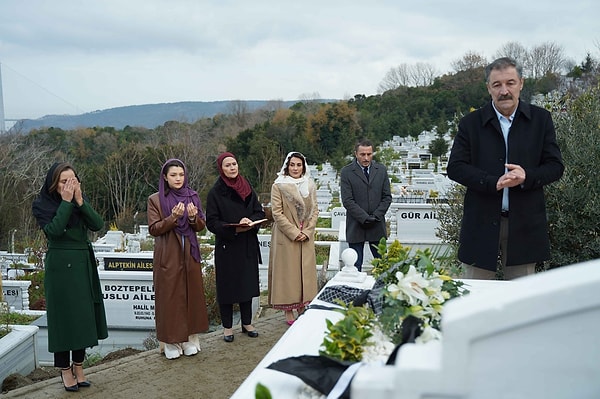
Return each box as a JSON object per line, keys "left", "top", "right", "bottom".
{"left": 43, "top": 200, "right": 108, "bottom": 353}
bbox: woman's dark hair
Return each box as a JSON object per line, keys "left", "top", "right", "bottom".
{"left": 284, "top": 152, "right": 306, "bottom": 176}
{"left": 49, "top": 162, "right": 76, "bottom": 194}
{"left": 163, "top": 159, "right": 185, "bottom": 175}
{"left": 162, "top": 159, "right": 185, "bottom": 194}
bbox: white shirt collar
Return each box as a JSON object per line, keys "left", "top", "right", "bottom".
{"left": 491, "top": 100, "right": 517, "bottom": 123}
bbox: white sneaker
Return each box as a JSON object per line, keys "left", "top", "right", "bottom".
{"left": 188, "top": 334, "right": 201, "bottom": 351}
{"left": 164, "top": 343, "right": 182, "bottom": 359}
{"left": 181, "top": 341, "right": 198, "bottom": 356}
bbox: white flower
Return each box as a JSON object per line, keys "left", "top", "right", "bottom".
{"left": 387, "top": 265, "right": 430, "bottom": 306}
{"left": 415, "top": 325, "right": 442, "bottom": 344}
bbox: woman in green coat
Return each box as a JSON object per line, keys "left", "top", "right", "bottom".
{"left": 32, "top": 162, "right": 108, "bottom": 392}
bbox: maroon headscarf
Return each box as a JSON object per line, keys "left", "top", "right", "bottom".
{"left": 159, "top": 159, "right": 203, "bottom": 263}
{"left": 216, "top": 152, "right": 252, "bottom": 201}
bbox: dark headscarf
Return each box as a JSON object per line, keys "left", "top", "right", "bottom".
{"left": 32, "top": 162, "right": 84, "bottom": 229}
{"left": 159, "top": 159, "right": 203, "bottom": 263}
{"left": 216, "top": 152, "right": 252, "bottom": 201}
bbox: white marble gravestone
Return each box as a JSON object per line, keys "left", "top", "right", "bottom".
{"left": 315, "top": 188, "right": 333, "bottom": 212}
{"left": 392, "top": 203, "right": 441, "bottom": 244}
{"left": 1, "top": 280, "right": 31, "bottom": 310}
{"left": 257, "top": 234, "right": 272, "bottom": 290}
{"left": 352, "top": 259, "right": 600, "bottom": 399}
{"left": 99, "top": 269, "right": 155, "bottom": 328}
{"left": 331, "top": 206, "right": 346, "bottom": 230}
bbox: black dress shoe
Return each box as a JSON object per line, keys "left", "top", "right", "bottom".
{"left": 72, "top": 363, "right": 91, "bottom": 387}
{"left": 223, "top": 334, "right": 234, "bottom": 343}
{"left": 242, "top": 326, "right": 259, "bottom": 338}
{"left": 60, "top": 369, "right": 79, "bottom": 392}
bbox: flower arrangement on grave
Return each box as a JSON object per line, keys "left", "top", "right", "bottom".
{"left": 319, "top": 303, "right": 376, "bottom": 362}
{"left": 321, "top": 238, "right": 469, "bottom": 361}
{"left": 262, "top": 239, "right": 469, "bottom": 398}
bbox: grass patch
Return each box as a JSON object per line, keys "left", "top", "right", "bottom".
{"left": 0, "top": 309, "right": 41, "bottom": 339}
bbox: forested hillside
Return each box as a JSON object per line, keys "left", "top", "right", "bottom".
{"left": 10, "top": 100, "right": 309, "bottom": 133}
{"left": 1, "top": 49, "right": 598, "bottom": 267}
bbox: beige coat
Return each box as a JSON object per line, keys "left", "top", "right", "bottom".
{"left": 268, "top": 182, "right": 319, "bottom": 308}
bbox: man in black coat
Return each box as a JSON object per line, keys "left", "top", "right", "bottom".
{"left": 447, "top": 57, "right": 564, "bottom": 280}
{"left": 340, "top": 139, "right": 392, "bottom": 271}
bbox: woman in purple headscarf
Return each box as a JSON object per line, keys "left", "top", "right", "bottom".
{"left": 147, "top": 159, "right": 209, "bottom": 360}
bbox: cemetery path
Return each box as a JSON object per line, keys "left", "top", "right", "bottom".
{"left": 2, "top": 311, "right": 288, "bottom": 399}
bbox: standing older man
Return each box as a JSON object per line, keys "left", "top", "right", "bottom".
{"left": 447, "top": 57, "right": 564, "bottom": 280}
{"left": 340, "top": 139, "right": 392, "bottom": 271}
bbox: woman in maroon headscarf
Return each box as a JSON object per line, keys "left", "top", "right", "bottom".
{"left": 206, "top": 152, "right": 265, "bottom": 342}
{"left": 147, "top": 159, "right": 209, "bottom": 359}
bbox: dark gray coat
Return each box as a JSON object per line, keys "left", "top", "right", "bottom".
{"left": 447, "top": 101, "right": 564, "bottom": 270}
{"left": 340, "top": 160, "right": 392, "bottom": 244}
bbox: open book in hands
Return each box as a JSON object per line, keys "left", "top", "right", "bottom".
{"left": 224, "top": 218, "right": 268, "bottom": 228}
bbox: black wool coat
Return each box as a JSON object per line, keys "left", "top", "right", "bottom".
{"left": 205, "top": 178, "right": 265, "bottom": 304}
{"left": 447, "top": 101, "right": 564, "bottom": 270}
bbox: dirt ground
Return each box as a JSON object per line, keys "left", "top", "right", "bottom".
{"left": 1, "top": 348, "right": 144, "bottom": 392}
{"left": 1, "top": 305, "right": 288, "bottom": 399}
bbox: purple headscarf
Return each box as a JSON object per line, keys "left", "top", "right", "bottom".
{"left": 159, "top": 159, "right": 204, "bottom": 263}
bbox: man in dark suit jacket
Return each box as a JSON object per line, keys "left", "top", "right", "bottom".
{"left": 447, "top": 57, "right": 564, "bottom": 280}
{"left": 340, "top": 139, "right": 392, "bottom": 271}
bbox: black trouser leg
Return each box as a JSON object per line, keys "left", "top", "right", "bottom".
{"left": 239, "top": 300, "right": 253, "bottom": 326}
{"left": 54, "top": 351, "right": 70, "bottom": 368}
{"left": 219, "top": 303, "right": 233, "bottom": 329}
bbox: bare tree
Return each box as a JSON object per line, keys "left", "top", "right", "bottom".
{"left": 227, "top": 100, "right": 249, "bottom": 127}
{"left": 494, "top": 41, "right": 528, "bottom": 65}
{"left": 0, "top": 133, "right": 54, "bottom": 242}
{"left": 378, "top": 63, "right": 411, "bottom": 92}
{"left": 451, "top": 51, "right": 488, "bottom": 72}
{"left": 298, "top": 92, "right": 323, "bottom": 114}
{"left": 99, "top": 144, "right": 149, "bottom": 230}
{"left": 378, "top": 62, "right": 438, "bottom": 92}
{"left": 526, "top": 42, "right": 566, "bottom": 78}
{"left": 151, "top": 120, "right": 222, "bottom": 198}
{"left": 410, "top": 62, "right": 438, "bottom": 86}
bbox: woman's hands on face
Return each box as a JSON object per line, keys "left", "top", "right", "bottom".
{"left": 73, "top": 179, "right": 83, "bottom": 206}
{"left": 61, "top": 177, "right": 81, "bottom": 203}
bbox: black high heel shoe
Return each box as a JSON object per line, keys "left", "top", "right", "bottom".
{"left": 242, "top": 325, "right": 259, "bottom": 338}
{"left": 223, "top": 328, "right": 234, "bottom": 342}
{"left": 72, "top": 362, "right": 91, "bottom": 387}
{"left": 60, "top": 367, "right": 79, "bottom": 392}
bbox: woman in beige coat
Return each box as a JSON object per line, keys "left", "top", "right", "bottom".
{"left": 268, "top": 152, "right": 319, "bottom": 325}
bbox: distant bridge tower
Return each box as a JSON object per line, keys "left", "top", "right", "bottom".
{"left": 0, "top": 63, "right": 6, "bottom": 133}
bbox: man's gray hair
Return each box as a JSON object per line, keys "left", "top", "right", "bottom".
{"left": 485, "top": 57, "right": 523, "bottom": 82}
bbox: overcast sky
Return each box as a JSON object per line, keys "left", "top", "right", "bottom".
{"left": 1, "top": 0, "right": 598, "bottom": 120}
